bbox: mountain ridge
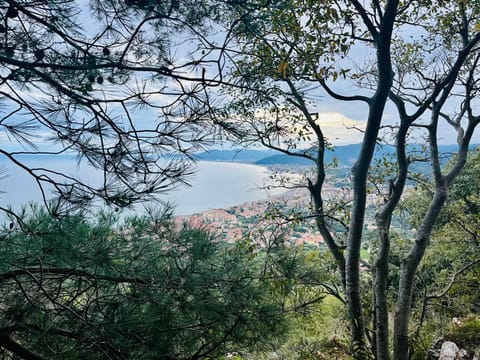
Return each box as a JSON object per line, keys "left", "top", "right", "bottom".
{"left": 195, "top": 144, "right": 477, "bottom": 166}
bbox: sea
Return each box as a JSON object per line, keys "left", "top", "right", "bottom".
{"left": 0, "top": 155, "right": 282, "bottom": 219}
{"left": 167, "top": 161, "right": 283, "bottom": 215}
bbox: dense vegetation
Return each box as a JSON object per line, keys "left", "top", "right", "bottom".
{"left": 0, "top": 207, "right": 291, "bottom": 359}
{"left": 0, "top": 0, "right": 479, "bottom": 358}
{"left": 1, "top": 147, "right": 479, "bottom": 359}
{"left": 217, "top": 1, "right": 480, "bottom": 358}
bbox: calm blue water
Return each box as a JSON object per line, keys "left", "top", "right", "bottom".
{"left": 168, "top": 161, "right": 281, "bottom": 215}
{"left": 0, "top": 156, "right": 280, "bottom": 216}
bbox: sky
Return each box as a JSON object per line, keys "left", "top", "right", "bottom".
{"left": 1, "top": 0, "right": 480, "bottom": 158}
{"left": 1, "top": 1, "right": 480, "bottom": 218}
{"left": 311, "top": 112, "right": 366, "bottom": 145}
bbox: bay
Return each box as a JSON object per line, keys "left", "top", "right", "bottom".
{"left": 0, "top": 156, "right": 280, "bottom": 217}
{"left": 167, "top": 161, "right": 282, "bottom": 215}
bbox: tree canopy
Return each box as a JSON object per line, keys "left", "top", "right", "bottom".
{"left": 2, "top": 1, "right": 480, "bottom": 359}
{"left": 217, "top": 0, "right": 480, "bottom": 358}
{"left": 0, "top": 207, "right": 291, "bottom": 359}
{"left": 0, "top": 0, "right": 232, "bottom": 214}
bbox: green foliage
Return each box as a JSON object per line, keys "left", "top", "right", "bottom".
{"left": 0, "top": 0, "right": 235, "bottom": 213}
{"left": 244, "top": 295, "right": 351, "bottom": 360}
{"left": 286, "top": 336, "right": 351, "bottom": 360}
{"left": 444, "top": 316, "right": 480, "bottom": 349}
{"left": 400, "top": 149, "right": 480, "bottom": 352}
{"left": 415, "top": 151, "right": 480, "bottom": 312}
{"left": 409, "top": 320, "right": 439, "bottom": 360}
{"left": 0, "top": 206, "right": 287, "bottom": 359}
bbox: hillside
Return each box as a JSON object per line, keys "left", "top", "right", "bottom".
{"left": 194, "top": 149, "right": 278, "bottom": 163}
{"left": 254, "top": 144, "right": 364, "bottom": 166}
{"left": 196, "top": 144, "right": 478, "bottom": 168}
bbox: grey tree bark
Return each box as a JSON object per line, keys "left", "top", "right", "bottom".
{"left": 373, "top": 110, "right": 410, "bottom": 360}
{"left": 346, "top": 1, "right": 399, "bottom": 355}
{"left": 393, "top": 119, "right": 478, "bottom": 360}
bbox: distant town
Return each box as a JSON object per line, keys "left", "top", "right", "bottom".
{"left": 176, "top": 146, "right": 422, "bottom": 250}
{"left": 174, "top": 187, "right": 328, "bottom": 246}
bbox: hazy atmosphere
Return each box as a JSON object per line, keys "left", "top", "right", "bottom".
{"left": 0, "top": 1, "right": 479, "bottom": 360}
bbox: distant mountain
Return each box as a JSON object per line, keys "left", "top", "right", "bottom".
{"left": 255, "top": 144, "right": 479, "bottom": 167}
{"left": 195, "top": 149, "right": 279, "bottom": 163}
{"left": 254, "top": 153, "right": 315, "bottom": 166}
{"left": 195, "top": 145, "right": 368, "bottom": 166}
{"left": 255, "top": 144, "right": 367, "bottom": 166}
{"left": 196, "top": 144, "right": 479, "bottom": 167}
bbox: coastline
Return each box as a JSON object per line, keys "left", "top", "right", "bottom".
{"left": 168, "top": 160, "right": 287, "bottom": 216}
{"left": 174, "top": 186, "right": 325, "bottom": 246}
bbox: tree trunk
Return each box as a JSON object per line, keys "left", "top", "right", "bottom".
{"left": 323, "top": 2, "right": 400, "bottom": 356}
{"left": 393, "top": 188, "right": 448, "bottom": 360}
{"left": 346, "top": 73, "right": 396, "bottom": 358}
{"left": 346, "top": 176, "right": 369, "bottom": 355}
{"left": 310, "top": 179, "right": 347, "bottom": 288}
{"left": 371, "top": 119, "right": 410, "bottom": 360}
{"left": 374, "top": 218, "right": 391, "bottom": 360}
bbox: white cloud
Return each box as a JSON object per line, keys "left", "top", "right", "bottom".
{"left": 315, "top": 112, "right": 366, "bottom": 145}
{"left": 250, "top": 108, "right": 366, "bottom": 147}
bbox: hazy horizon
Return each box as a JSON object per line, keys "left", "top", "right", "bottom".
{"left": 0, "top": 157, "right": 282, "bottom": 219}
